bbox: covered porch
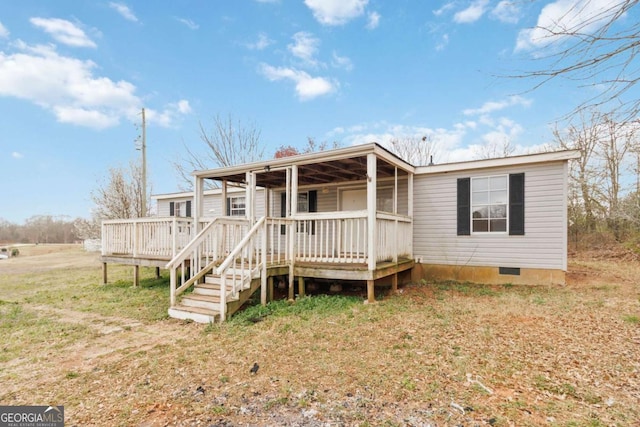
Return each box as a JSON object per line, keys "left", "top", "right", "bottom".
{"left": 102, "top": 143, "right": 416, "bottom": 321}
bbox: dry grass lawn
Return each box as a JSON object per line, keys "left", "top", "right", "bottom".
{"left": 0, "top": 244, "right": 638, "bottom": 426}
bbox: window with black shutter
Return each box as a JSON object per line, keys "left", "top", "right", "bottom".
{"left": 457, "top": 173, "right": 525, "bottom": 235}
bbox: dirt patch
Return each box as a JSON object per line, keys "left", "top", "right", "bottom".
{"left": 0, "top": 244, "right": 100, "bottom": 274}
{"left": 1, "top": 245, "right": 639, "bottom": 426}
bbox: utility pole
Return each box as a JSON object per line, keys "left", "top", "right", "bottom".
{"left": 140, "top": 108, "right": 147, "bottom": 217}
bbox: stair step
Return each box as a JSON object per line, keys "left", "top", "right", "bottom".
{"left": 204, "top": 275, "right": 243, "bottom": 285}
{"left": 182, "top": 295, "right": 227, "bottom": 311}
{"left": 168, "top": 305, "right": 219, "bottom": 324}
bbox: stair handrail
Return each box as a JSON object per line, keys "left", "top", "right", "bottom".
{"left": 217, "top": 216, "right": 266, "bottom": 321}
{"left": 165, "top": 217, "right": 221, "bottom": 270}
{"left": 216, "top": 216, "right": 266, "bottom": 275}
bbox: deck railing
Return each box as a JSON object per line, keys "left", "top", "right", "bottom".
{"left": 102, "top": 213, "right": 413, "bottom": 265}
{"left": 166, "top": 217, "right": 251, "bottom": 306}
{"left": 289, "top": 211, "right": 412, "bottom": 264}
{"left": 102, "top": 217, "right": 195, "bottom": 258}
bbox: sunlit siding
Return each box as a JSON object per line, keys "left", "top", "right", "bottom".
{"left": 155, "top": 189, "right": 265, "bottom": 218}
{"left": 413, "top": 162, "right": 567, "bottom": 270}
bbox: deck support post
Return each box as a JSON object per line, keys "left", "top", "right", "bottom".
{"left": 268, "top": 276, "right": 274, "bottom": 302}
{"left": 392, "top": 273, "right": 398, "bottom": 293}
{"left": 133, "top": 265, "right": 139, "bottom": 287}
{"left": 102, "top": 262, "right": 108, "bottom": 284}
{"left": 155, "top": 267, "right": 160, "bottom": 279}
{"left": 298, "top": 276, "right": 305, "bottom": 298}
{"left": 367, "top": 279, "right": 375, "bottom": 303}
{"left": 288, "top": 271, "right": 294, "bottom": 300}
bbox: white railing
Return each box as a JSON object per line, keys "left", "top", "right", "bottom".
{"left": 292, "top": 211, "right": 368, "bottom": 263}
{"left": 102, "top": 217, "right": 194, "bottom": 258}
{"left": 287, "top": 211, "right": 412, "bottom": 264}
{"left": 166, "top": 217, "right": 251, "bottom": 306}
{"left": 216, "top": 217, "right": 268, "bottom": 321}
{"left": 375, "top": 212, "right": 413, "bottom": 262}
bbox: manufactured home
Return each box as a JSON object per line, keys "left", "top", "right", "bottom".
{"left": 101, "top": 143, "right": 579, "bottom": 323}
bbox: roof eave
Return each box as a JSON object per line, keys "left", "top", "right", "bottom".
{"left": 415, "top": 149, "right": 581, "bottom": 175}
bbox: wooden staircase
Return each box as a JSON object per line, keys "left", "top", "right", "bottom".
{"left": 168, "top": 268, "right": 262, "bottom": 324}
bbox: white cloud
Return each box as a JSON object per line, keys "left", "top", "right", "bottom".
{"left": 109, "top": 2, "right": 138, "bottom": 22}
{"left": 30, "top": 18, "right": 96, "bottom": 48}
{"left": 12, "top": 151, "right": 23, "bottom": 159}
{"left": 288, "top": 32, "right": 320, "bottom": 67}
{"left": 246, "top": 33, "right": 273, "bottom": 50}
{"left": 463, "top": 95, "right": 532, "bottom": 116}
{"left": 331, "top": 51, "right": 353, "bottom": 71}
{"left": 176, "top": 99, "right": 192, "bottom": 114}
{"left": 0, "top": 42, "right": 188, "bottom": 129}
{"left": 259, "top": 63, "right": 336, "bottom": 100}
{"left": 177, "top": 18, "right": 199, "bottom": 30}
{"left": 0, "top": 22, "right": 9, "bottom": 38}
{"left": 366, "top": 11, "right": 380, "bottom": 29}
{"left": 433, "top": 2, "right": 455, "bottom": 17}
{"left": 453, "top": 0, "right": 490, "bottom": 24}
{"left": 490, "top": 1, "right": 521, "bottom": 24}
{"left": 305, "top": 0, "right": 368, "bottom": 26}
{"left": 145, "top": 100, "right": 192, "bottom": 127}
{"left": 436, "top": 33, "right": 450, "bottom": 51}
{"left": 515, "top": 0, "right": 621, "bottom": 51}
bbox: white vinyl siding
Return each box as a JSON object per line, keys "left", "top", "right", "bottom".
{"left": 156, "top": 190, "right": 265, "bottom": 218}
{"left": 413, "top": 162, "right": 567, "bottom": 270}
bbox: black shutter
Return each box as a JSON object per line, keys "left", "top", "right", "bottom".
{"left": 280, "top": 192, "right": 287, "bottom": 234}
{"left": 186, "top": 200, "right": 192, "bottom": 218}
{"left": 169, "top": 202, "right": 175, "bottom": 217}
{"left": 509, "top": 173, "right": 525, "bottom": 235}
{"left": 226, "top": 198, "right": 231, "bottom": 216}
{"left": 457, "top": 178, "right": 471, "bottom": 235}
{"left": 309, "top": 190, "right": 317, "bottom": 235}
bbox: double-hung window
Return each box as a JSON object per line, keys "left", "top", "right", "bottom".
{"left": 227, "top": 196, "right": 246, "bottom": 217}
{"left": 457, "top": 173, "right": 524, "bottom": 236}
{"left": 471, "top": 176, "right": 507, "bottom": 233}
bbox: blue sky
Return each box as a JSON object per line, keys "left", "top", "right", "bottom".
{"left": 0, "top": 0, "right": 631, "bottom": 223}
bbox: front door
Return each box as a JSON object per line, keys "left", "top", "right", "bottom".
{"left": 340, "top": 188, "right": 367, "bottom": 255}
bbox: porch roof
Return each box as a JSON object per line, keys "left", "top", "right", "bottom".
{"left": 193, "top": 142, "right": 414, "bottom": 188}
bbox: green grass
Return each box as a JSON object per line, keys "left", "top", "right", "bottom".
{"left": 0, "top": 303, "right": 94, "bottom": 366}
{"left": 228, "top": 294, "right": 361, "bottom": 326}
{"left": 623, "top": 314, "right": 639, "bottom": 324}
{"left": 20, "top": 268, "right": 170, "bottom": 322}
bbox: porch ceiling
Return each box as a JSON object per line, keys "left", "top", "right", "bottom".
{"left": 205, "top": 155, "right": 406, "bottom": 188}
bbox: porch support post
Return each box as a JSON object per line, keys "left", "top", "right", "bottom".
{"left": 408, "top": 172, "right": 414, "bottom": 258}
{"left": 222, "top": 179, "right": 227, "bottom": 217}
{"left": 268, "top": 276, "right": 274, "bottom": 302}
{"left": 155, "top": 267, "right": 160, "bottom": 279}
{"left": 194, "top": 175, "right": 204, "bottom": 276}
{"left": 133, "top": 265, "right": 139, "bottom": 287}
{"left": 297, "top": 276, "right": 305, "bottom": 298}
{"left": 245, "top": 171, "right": 255, "bottom": 223}
{"left": 291, "top": 165, "right": 298, "bottom": 216}
{"left": 194, "top": 175, "right": 204, "bottom": 231}
{"left": 367, "top": 279, "right": 375, "bottom": 303}
{"left": 366, "top": 153, "right": 377, "bottom": 271}
{"left": 102, "top": 262, "right": 107, "bottom": 284}
{"left": 392, "top": 273, "right": 398, "bottom": 293}
{"left": 288, "top": 166, "right": 298, "bottom": 300}
{"left": 261, "top": 218, "right": 267, "bottom": 306}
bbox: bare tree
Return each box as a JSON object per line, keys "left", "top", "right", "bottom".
{"left": 92, "top": 161, "right": 149, "bottom": 219}
{"left": 473, "top": 138, "right": 516, "bottom": 160}
{"left": 174, "top": 114, "right": 264, "bottom": 189}
{"left": 386, "top": 135, "right": 439, "bottom": 165}
{"left": 554, "top": 110, "right": 604, "bottom": 232}
{"left": 273, "top": 138, "right": 341, "bottom": 158}
{"left": 518, "top": 0, "right": 640, "bottom": 121}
